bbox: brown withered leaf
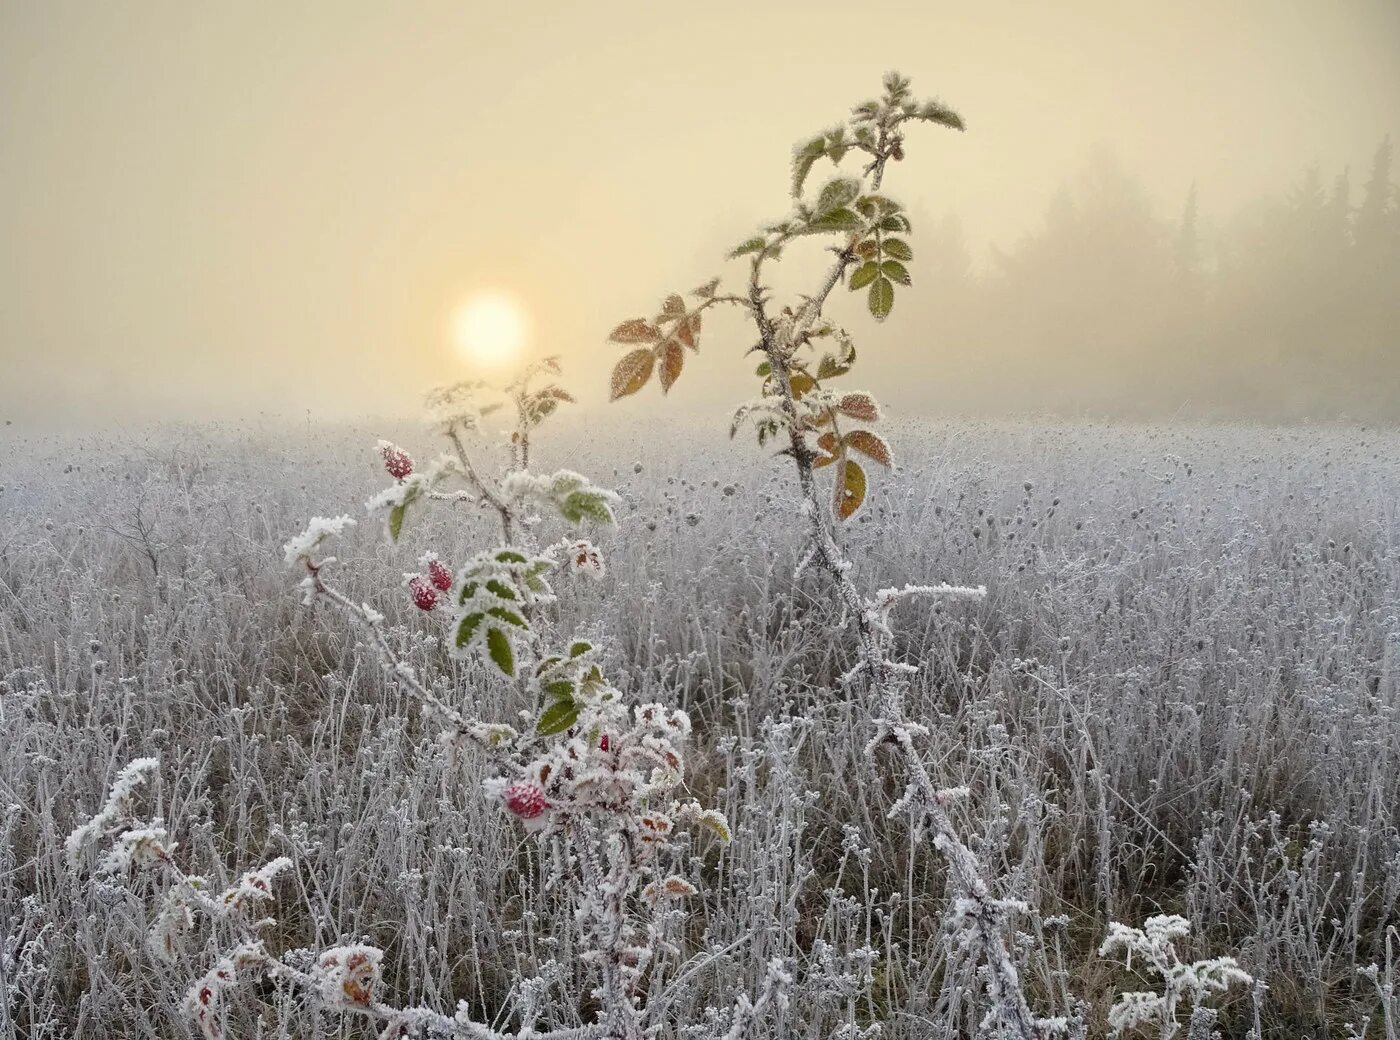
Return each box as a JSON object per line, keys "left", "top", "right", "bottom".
{"left": 845, "top": 429, "right": 891, "bottom": 466}
{"left": 610, "top": 319, "right": 662, "bottom": 344}
{"left": 837, "top": 391, "right": 880, "bottom": 421}
{"left": 834, "top": 457, "right": 867, "bottom": 520}
{"left": 610, "top": 349, "right": 655, "bottom": 400}
{"left": 659, "top": 342, "right": 684, "bottom": 393}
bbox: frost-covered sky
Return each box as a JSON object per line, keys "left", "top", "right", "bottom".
{"left": 2, "top": 1, "right": 1398, "bottom": 427}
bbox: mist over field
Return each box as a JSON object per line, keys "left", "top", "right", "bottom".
{"left": 2, "top": 1, "right": 1398, "bottom": 426}
{"left": 3, "top": 5, "right": 1400, "bottom": 1040}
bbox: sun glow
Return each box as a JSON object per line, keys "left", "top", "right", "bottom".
{"left": 452, "top": 292, "right": 528, "bottom": 368}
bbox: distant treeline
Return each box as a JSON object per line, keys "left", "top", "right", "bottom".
{"left": 893, "top": 139, "right": 1400, "bottom": 421}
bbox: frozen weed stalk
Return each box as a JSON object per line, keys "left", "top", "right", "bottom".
{"left": 1096, "top": 916, "right": 1251, "bottom": 1039}
{"left": 68, "top": 359, "right": 787, "bottom": 1040}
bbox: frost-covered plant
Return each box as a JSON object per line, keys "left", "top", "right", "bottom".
{"left": 609, "top": 71, "right": 1067, "bottom": 1038}
{"left": 607, "top": 73, "right": 1270, "bottom": 1040}
{"left": 1097, "top": 915, "right": 1251, "bottom": 1038}
{"left": 69, "top": 359, "right": 786, "bottom": 1040}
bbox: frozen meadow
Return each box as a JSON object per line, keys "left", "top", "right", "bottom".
{"left": 2, "top": 414, "right": 1398, "bottom": 1038}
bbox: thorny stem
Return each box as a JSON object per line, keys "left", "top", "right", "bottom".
{"left": 745, "top": 198, "right": 1058, "bottom": 1040}
{"left": 304, "top": 560, "right": 502, "bottom": 755}
{"left": 448, "top": 427, "right": 517, "bottom": 543}
{"left": 569, "top": 819, "right": 647, "bottom": 1040}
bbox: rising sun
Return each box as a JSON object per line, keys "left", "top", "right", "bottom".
{"left": 452, "top": 292, "right": 528, "bottom": 368}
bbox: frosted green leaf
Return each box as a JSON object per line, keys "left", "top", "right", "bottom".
{"left": 486, "top": 627, "right": 514, "bottom": 677}
{"left": 849, "top": 261, "right": 880, "bottom": 291}
{"left": 485, "top": 606, "right": 527, "bottom": 629}
{"left": 806, "top": 207, "right": 863, "bottom": 233}
{"left": 882, "top": 238, "right": 912, "bottom": 261}
{"left": 815, "top": 178, "right": 861, "bottom": 216}
{"left": 868, "top": 277, "right": 894, "bottom": 321}
{"left": 543, "top": 679, "right": 575, "bottom": 700}
{"left": 537, "top": 697, "right": 579, "bottom": 736}
{"left": 730, "top": 237, "right": 766, "bottom": 258}
{"left": 562, "top": 490, "right": 615, "bottom": 525}
{"left": 485, "top": 579, "right": 517, "bottom": 600}
{"left": 455, "top": 612, "right": 483, "bottom": 649}
{"left": 881, "top": 259, "right": 911, "bottom": 285}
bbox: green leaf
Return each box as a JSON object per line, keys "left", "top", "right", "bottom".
{"left": 817, "top": 354, "right": 851, "bottom": 380}
{"left": 881, "top": 259, "right": 911, "bottom": 286}
{"left": 849, "top": 261, "right": 880, "bottom": 291}
{"left": 569, "top": 640, "right": 593, "bottom": 658}
{"left": 878, "top": 214, "right": 912, "bottom": 234}
{"left": 791, "top": 135, "right": 826, "bottom": 196}
{"left": 485, "top": 606, "right": 527, "bottom": 629}
{"left": 561, "top": 490, "right": 615, "bottom": 525}
{"left": 916, "top": 99, "right": 965, "bottom": 131}
{"left": 495, "top": 550, "right": 527, "bottom": 563}
{"left": 536, "top": 697, "right": 579, "bottom": 736}
{"left": 868, "top": 277, "right": 895, "bottom": 321}
{"left": 486, "top": 627, "right": 514, "bottom": 677}
{"left": 806, "top": 207, "right": 863, "bottom": 233}
{"left": 388, "top": 502, "right": 408, "bottom": 542}
{"left": 455, "top": 612, "right": 483, "bottom": 649}
{"left": 729, "top": 236, "right": 766, "bottom": 258}
{"left": 815, "top": 177, "right": 861, "bottom": 216}
{"left": 882, "top": 238, "right": 913, "bottom": 261}
{"left": 485, "top": 578, "right": 517, "bottom": 600}
{"left": 755, "top": 361, "right": 772, "bottom": 377}
{"left": 543, "top": 679, "right": 575, "bottom": 701}
{"left": 692, "top": 277, "right": 720, "bottom": 299}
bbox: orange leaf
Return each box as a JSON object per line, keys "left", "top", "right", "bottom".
{"left": 610, "top": 319, "right": 662, "bottom": 343}
{"left": 789, "top": 372, "right": 816, "bottom": 399}
{"left": 834, "top": 458, "right": 867, "bottom": 520}
{"left": 677, "top": 313, "right": 702, "bottom": 351}
{"left": 611, "top": 349, "right": 655, "bottom": 400}
{"left": 812, "top": 430, "right": 840, "bottom": 468}
{"left": 845, "top": 429, "right": 892, "bottom": 466}
{"left": 660, "top": 342, "right": 684, "bottom": 393}
{"left": 660, "top": 293, "right": 686, "bottom": 317}
{"left": 837, "top": 391, "right": 880, "bottom": 421}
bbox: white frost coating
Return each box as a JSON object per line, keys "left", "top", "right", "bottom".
{"left": 281, "top": 515, "right": 356, "bottom": 567}
{"left": 1099, "top": 914, "right": 1252, "bottom": 1037}
{"left": 501, "top": 469, "right": 620, "bottom": 525}
{"left": 65, "top": 756, "right": 161, "bottom": 867}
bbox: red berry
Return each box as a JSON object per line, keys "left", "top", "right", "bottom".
{"left": 380, "top": 443, "right": 414, "bottom": 480}
{"left": 599, "top": 734, "right": 611, "bottom": 752}
{"left": 503, "top": 781, "right": 548, "bottom": 819}
{"left": 408, "top": 575, "right": 438, "bottom": 611}
{"left": 427, "top": 558, "right": 453, "bottom": 592}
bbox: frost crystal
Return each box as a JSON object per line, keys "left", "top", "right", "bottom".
{"left": 281, "top": 515, "right": 356, "bottom": 567}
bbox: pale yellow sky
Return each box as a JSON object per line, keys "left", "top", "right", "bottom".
{"left": 2, "top": 1, "right": 1398, "bottom": 426}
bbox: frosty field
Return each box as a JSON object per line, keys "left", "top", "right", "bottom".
{"left": 3, "top": 415, "right": 1399, "bottom": 1038}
